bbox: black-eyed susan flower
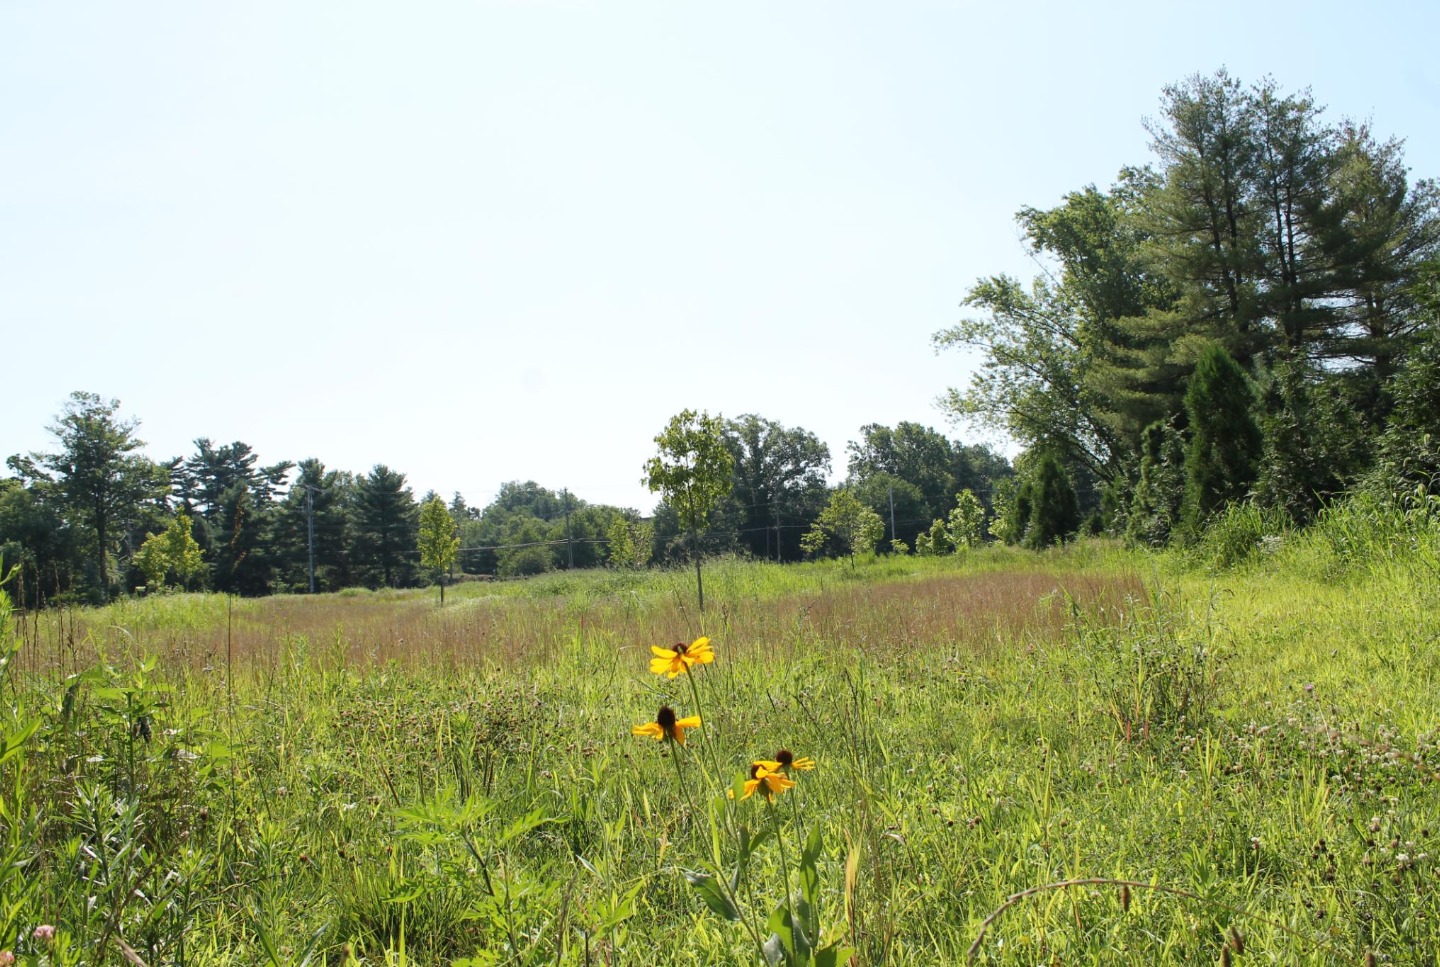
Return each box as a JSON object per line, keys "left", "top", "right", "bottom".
{"left": 732, "top": 761, "right": 796, "bottom": 800}
{"left": 774, "top": 749, "right": 815, "bottom": 772}
{"left": 632, "top": 705, "right": 702, "bottom": 746}
{"left": 649, "top": 636, "right": 715, "bottom": 678}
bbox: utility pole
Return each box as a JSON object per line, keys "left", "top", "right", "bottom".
{"left": 774, "top": 497, "right": 782, "bottom": 562}
{"left": 564, "top": 489, "right": 574, "bottom": 570}
{"left": 888, "top": 485, "right": 896, "bottom": 547}
{"left": 305, "top": 485, "right": 316, "bottom": 594}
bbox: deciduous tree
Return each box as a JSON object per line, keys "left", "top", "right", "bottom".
{"left": 723, "top": 415, "right": 830, "bottom": 562}
{"left": 135, "top": 509, "right": 205, "bottom": 591}
{"left": 643, "top": 410, "right": 734, "bottom": 612}
{"left": 417, "top": 495, "right": 460, "bottom": 604}
{"left": 801, "top": 488, "right": 884, "bottom": 568}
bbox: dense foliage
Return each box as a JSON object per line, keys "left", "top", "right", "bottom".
{"left": 937, "top": 69, "right": 1439, "bottom": 541}
{"left": 2, "top": 404, "right": 1011, "bottom": 605}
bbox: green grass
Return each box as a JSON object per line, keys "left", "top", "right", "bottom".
{"left": 3, "top": 495, "right": 1439, "bottom": 964}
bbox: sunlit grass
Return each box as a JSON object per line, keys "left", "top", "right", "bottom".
{"left": 2, "top": 499, "right": 1438, "bottom": 964}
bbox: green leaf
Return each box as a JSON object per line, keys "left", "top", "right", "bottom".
{"left": 798, "top": 825, "right": 822, "bottom": 936}
{"left": 767, "top": 901, "right": 812, "bottom": 963}
{"left": 813, "top": 942, "right": 858, "bottom": 967}
{"left": 730, "top": 824, "right": 772, "bottom": 893}
{"left": 0, "top": 718, "right": 39, "bottom": 768}
{"left": 682, "top": 869, "right": 740, "bottom": 921}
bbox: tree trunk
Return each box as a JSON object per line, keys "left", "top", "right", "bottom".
{"left": 692, "top": 527, "right": 705, "bottom": 614}
{"left": 95, "top": 499, "right": 110, "bottom": 600}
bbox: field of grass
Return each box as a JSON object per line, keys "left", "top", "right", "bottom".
{"left": 2, "top": 495, "right": 1440, "bottom": 965}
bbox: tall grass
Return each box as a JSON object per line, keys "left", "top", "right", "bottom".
{"left": 1, "top": 501, "right": 1438, "bottom": 964}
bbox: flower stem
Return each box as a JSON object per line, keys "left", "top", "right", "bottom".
{"left": 685, "top": 667, "right": 733, "bottom": 820}
{"left": 768, "top": 797, "right": 799, "bottom": 949}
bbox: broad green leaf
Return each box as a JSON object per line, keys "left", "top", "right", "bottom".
{"left": 682, "top": 869, "right": 739, "bottom": 921}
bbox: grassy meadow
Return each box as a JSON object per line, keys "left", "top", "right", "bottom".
{"left": 3, "top": 495, "right": 1440, "bottom": 965}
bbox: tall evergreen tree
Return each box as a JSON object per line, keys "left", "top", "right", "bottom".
{"left": 26, "top": 392, "right": 168, "bottom": 599}
{"left": 1024, "top": 453, "right": 1082, "bottom": 548}
{"left": 353, "top": 465, "right": 420, "bottom": 588}
{"left": 1125, "top": 420, "right": 1187, "bottom": 546}
{"left": 273, "top": 460, "right": 355, "bottom": 592}
{"left": 1182, "top": 345, "right": 1262, "bottom": 532}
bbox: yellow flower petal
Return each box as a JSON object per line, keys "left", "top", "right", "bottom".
{"left": 677, "top": 716, "right": 702, "bottom": 729}
{"left": 631, "top": 723, "right": 665, "bottom": 741}
{"left": 651, "top": 645, "right": 677, "bottom": 659}
{"left": 764, "top": 772, "right": 796, "bottom": 796}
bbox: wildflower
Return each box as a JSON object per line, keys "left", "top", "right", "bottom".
{"left": 32, "top": 925, "right": 55, "bottom": 944}
{"left": 649, "top": 636, "right": 715, "bottom": 678}
{"left": 632, "top": 706, "right": 702, "bottom": 746}
{"left": 0, "top": 951, "right": 13, "bottom": 966}
{"left": 733, "top": 761, "right": 796, "bottom": 800}
{"left": 773, "top": 749, "right": 815, "bottom": 772}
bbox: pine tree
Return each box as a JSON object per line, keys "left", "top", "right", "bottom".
{"left": 1182, "top": 345, "right": 1262, "bottom": 533}
{"left": 1126, "top": 420, "right": 1186, "bottom": 546}
{"left": 1024, "top": 454, "right": 1081, "bottom": 548}
{"left": 354, "top": 465, "right": 420, "bottom": 588}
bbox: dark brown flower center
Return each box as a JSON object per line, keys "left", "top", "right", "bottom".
{"left": 775, "top": 749, "right": 794, "bottom": 768}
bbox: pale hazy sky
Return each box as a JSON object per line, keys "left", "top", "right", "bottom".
{"left": 4, "top": 1, "right": 1437, "bottom": 513}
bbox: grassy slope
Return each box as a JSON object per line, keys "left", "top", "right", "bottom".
{"left": 3, "top": 505, "right": 1439, "bottom": 965}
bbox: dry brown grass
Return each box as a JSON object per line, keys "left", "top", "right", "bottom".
{"left": 16, "top": 567, "right": 1143, "bottom": 679}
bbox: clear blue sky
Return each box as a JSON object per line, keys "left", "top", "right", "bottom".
{"left": 4, "top": 1, "right": 1437, "bottom": 513}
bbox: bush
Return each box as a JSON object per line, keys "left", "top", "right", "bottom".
{"left": 1188, "top": 501, "right": 1290, "bottom": 572}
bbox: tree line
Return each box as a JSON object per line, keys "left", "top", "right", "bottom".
{"left": 938, "top": 69, "right": 1440, "bottom": 546}
{"left": 0, "top": 395, "right": 1013, "bottom": 606}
